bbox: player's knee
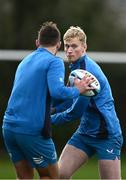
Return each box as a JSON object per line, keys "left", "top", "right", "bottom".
{"left": 59, "top": 170, "right": 71, "bottom": 179}
{"left": 15, "top": 160, "right": 34, "bottom": 179}
{"left": 16, "top": 172, "right": 34, "bottom": 179}
{"left": 39, "top": 174, "right": 59, "bottom": 179}
{"left": 38, "top": 169, "right": 59, "bottom": 179}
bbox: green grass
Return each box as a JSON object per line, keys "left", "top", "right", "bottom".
{"left": 0, "top": 153, "right": 126, "bottom": 179}
{"left": 73, "top": 155, "right": 126, "bottom": 179}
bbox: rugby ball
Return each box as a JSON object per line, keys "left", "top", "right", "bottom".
{"left": 68, "top": 69, "right": 100, "bottom": 96}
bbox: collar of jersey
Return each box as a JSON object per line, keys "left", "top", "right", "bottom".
{"left": 69, "top": 54, "right": 86, "bottom": 71}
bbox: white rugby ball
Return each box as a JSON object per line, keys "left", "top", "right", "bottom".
{"left": 69, "top": 69, "right": 100, "bottom": 96}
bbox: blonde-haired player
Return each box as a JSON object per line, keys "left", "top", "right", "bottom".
{"left": 51, "top": 26, "right": 123, "bottom": 179}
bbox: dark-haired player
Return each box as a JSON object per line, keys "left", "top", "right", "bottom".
{"left": 2, "top": 22, "right": 93, "bottom": 179}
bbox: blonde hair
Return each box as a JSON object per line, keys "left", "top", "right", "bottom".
{"left": 63, "top": 26, "right": 87, "bottom": 44}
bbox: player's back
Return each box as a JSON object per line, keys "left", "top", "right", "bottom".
{"left": 3, "top": 48, "right": 58, "bottom": 135}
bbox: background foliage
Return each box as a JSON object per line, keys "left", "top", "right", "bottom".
{"left": 0, "top": 0, "right": 126, "bottom": 51}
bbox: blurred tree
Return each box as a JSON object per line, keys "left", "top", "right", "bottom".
{"left": 0, "top": 0, "right": 126, "bottom": 51}
{"left": 0, "top": 0, "right": 15, "bottom": 48}
{"left": 56, "top": 0, "right": 126, "bottom": 51}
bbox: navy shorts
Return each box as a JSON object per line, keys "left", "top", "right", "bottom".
{"left": 68, "top": 131, "right": 123, "bottom": 160}
{"left": 3, "top": 129, "right": 57, "bottom": 168}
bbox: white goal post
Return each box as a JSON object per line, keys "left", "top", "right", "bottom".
{"left": 0, "top": 50, "right": 126, "bottom": 63}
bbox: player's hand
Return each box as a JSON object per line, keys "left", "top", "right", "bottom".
{"left": 74, "top": 76, "right": 95, "bottom": 94}
{"left": 51, "top": 107, "right": 56, "bottom": 115}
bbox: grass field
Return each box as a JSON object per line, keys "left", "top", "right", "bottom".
{"left": 0, "top": 153, "right": 126, "bottom": 179}
{"left": 0, "top": 154, "right": 126, "bottom": 179}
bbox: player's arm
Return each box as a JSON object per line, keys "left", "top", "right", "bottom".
{"left": 48, "top": 58, "right": 79, "bottom": 99}
{"left": 51, "top": 96, "right": 90, "bottom": 125}
{"left": 48, "top": 57, "right": 94, "bottom": 100}
{"left": 51, "top": 98, "right": 74, "bottom": 114}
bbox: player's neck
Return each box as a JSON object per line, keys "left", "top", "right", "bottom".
{"left": 46, "top": 46, "right": 58, "bottom": 55}
{"left": 36, "top": 40, "right": 58, "bottom": 55}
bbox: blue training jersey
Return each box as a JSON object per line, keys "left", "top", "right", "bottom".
{"left": 3, "top": 47, "right": 80, "bottom": 136}
{"left": 51, "top": 54, "right": 122, "bottom": 138}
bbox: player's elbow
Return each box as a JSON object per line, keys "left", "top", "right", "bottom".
{"left": 50, "top": 89, "right": 62, "bottom": 99}
{"left": 50, "top": 86, "right": 67, "bottom": 99}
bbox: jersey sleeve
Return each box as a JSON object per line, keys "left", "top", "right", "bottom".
{"left": 51, "top": 96, "right": 90, "bottom": 125}
{"left": 47, "top": 57, "right": 80, "bottom": 100}
{"left": 51, "top": 98, "right": 73, "bottom": 113}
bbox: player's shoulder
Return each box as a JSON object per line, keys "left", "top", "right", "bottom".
{"left": 49, "top": 55, "right": 64, "bottom": 67}
{"left": 52, "top": 54, "right": 63, "bottom": 62}
{"left": 85, "top": 55, "right": 108, "bottom": 84}
{"left": 85, "top": 55, "right": 101, "bottom": 73}
{"left": 85, "top": 54, "right": 99, "bottom": 67}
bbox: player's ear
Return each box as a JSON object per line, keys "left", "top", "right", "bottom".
{"left": 56, "top": 41, "right": 61, "bottom": 50}
{"left": 82, "top": 43, "right": 87, "bottom": 53}
{"left": 84, "top": 43, "right": 87, "bottom": 50}
{"left": 35, "top": 39, "right": 40, "bottom": 47}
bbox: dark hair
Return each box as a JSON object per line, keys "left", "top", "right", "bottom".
{"left": 38, "top": 21, "right": 61, "bottom": 46}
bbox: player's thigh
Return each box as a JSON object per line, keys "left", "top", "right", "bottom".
{"left": 98, "top": 159, "right": 121, "bottom": 179}
{"left": 96, "top": 136, "right": 123, "bottom": 179}
{"left": 37, "top": 162, "right": 59, "bottom": 179}
{"left": 14, "top": 160, "right": 34, "bottom": 179}
{"left": 96, "top": 135, "right": 123, "bottom": 160}
{"left": 16, "top": 134, "right": 58, "bottom": 178}
{"left": 59, "top": 144, "right": 88, "bottom": 178}
{"left": 15, "top": 134, "right": 57, "bottom": 168}
{"left": 2, "top": 129, "right": 27, "bottom": 163}
{"left": 3, "top": 129, "right": 33, "bottom": 178}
